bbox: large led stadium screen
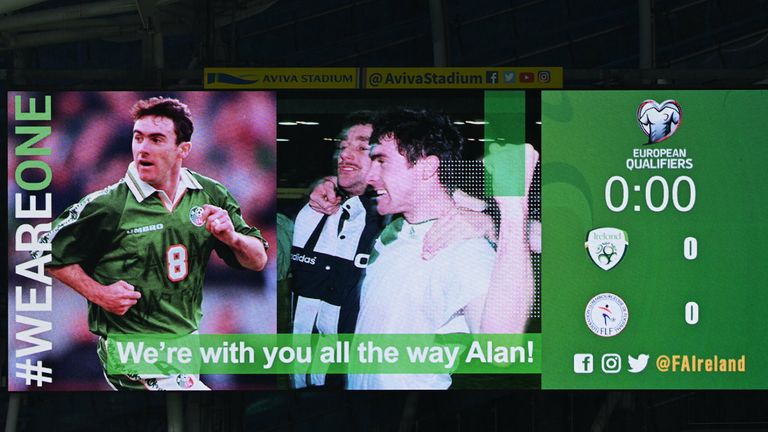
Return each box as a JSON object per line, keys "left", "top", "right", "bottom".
{"left": 7, "top": 83, "right": 766, "bottom": 391}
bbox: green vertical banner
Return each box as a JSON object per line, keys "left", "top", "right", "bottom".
{"left": 484, "top": 91, "right": 526, "bottom": 196}
{"left": 542, "top": 90, "right": 768, "bottom": 389}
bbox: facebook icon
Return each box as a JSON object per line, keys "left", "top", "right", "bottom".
{"left": 486, "top": 71, "right": 499, "bottom": 84}
{"left": 574, "top": 354, "right": 594, "bottom": 373}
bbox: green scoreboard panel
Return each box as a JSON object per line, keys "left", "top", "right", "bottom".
{"left": 542, "top": 90, "right": 768, "bottom": 389}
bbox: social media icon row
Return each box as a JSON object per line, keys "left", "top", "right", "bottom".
{"left": 573, "top": 353, "right": 649, "bottom": 374}
{"left": 486, "top": 70, "right": 551, "bottom": 84}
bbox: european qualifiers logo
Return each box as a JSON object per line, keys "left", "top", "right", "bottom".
{"left": 585, "top": 227, "right": 629, "bottom": 271}
{"left": 585, "top": 293, "right": 629, "bottom": 337}
{"left": 637, "top": 99, "right": 682, "bottom": 144}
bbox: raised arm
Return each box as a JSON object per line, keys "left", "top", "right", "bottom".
{"left": 480, "top": 144, "right": 539, "bottom": 333}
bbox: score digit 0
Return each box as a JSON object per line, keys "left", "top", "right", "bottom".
{"left": 684, "top": 237, "right": 697, "bottom": 260}
{"left": 685, "top": 301, "right": 699, "bottom": 325}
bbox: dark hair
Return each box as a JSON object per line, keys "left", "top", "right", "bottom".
{"left": 337, "top": 110, "right": 376, "bottom": 140}
{"left": 371, "top": 108, "right": 464, "bottom": 188}
{"left": 131, "top": 97, "right": 193, "bottom": 144}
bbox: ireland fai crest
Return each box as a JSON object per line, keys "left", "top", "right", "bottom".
{"left": 637, "top": 99, "right": 682, "bottom": 144}
{"left": 176, "top": 374, "right": 195, "bottom": 389}
{"left": 585, "top": 227, "right": 628, "bottom": 271}
{"left": 189, "top": 206, "right": 205, "bottom": 227}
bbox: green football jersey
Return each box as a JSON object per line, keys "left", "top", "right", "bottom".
{"left": 40, "top": 166, "right": 265, "bottom": 337}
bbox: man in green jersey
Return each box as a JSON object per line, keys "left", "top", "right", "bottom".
{"left": 37, "top": 97, "right": 268, "bottom": 390}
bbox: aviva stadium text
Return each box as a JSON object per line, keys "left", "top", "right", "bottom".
{"left": 383, "top": 72, "right": 482, "bottom": 85}
{"left": 259, "top": 73, "right": 353, "bottom": 83}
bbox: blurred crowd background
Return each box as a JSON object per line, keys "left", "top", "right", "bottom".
{"left": 7, "top": 91, "right": 277, "bottom": 390}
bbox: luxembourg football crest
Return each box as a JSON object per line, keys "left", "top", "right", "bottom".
{"left": 637, "top": 99, "right": 682, "bottom": 144}
{"left": 585, "top": 293, "right": 629, "bottom": 337}
{"left": 585, "top": 227, "right": 628, "bottom": 271}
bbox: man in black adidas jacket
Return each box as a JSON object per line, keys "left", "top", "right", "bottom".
{"left": 290, "top": 112, "right": 380, "bottom": 388}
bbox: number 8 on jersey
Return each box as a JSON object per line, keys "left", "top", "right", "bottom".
{"left": 167, "top": 244, "right": 189, "bottom": 282}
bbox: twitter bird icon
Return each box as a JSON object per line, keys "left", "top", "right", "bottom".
{"left": 628, "top": 354, "right": 650, "bottom": 373}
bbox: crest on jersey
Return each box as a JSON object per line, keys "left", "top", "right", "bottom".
{"left": 176, "top": 374, "right": 195, "bottom": 389}
{"left": 637, "top": 99, "right": 682, "bottom": 144}
{"left": 585, "top": 227, "right": 628, "bottom": 271}
{"left": 189, "top": 206, "right": 205, "bottom": 227}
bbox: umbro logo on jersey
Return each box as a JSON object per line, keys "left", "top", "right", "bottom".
{"left": 291, "top": 253, "right": 317, "bottom": 265}
{"left": 126, "top": 223, "right": 164, "bottom": 235}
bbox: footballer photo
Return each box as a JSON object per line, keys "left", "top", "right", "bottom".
{"left": 276, "top": 91, "right": 541, "bottom": 390}
{"left": 8, "top": 91, "right": 277, "bottom": 391}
